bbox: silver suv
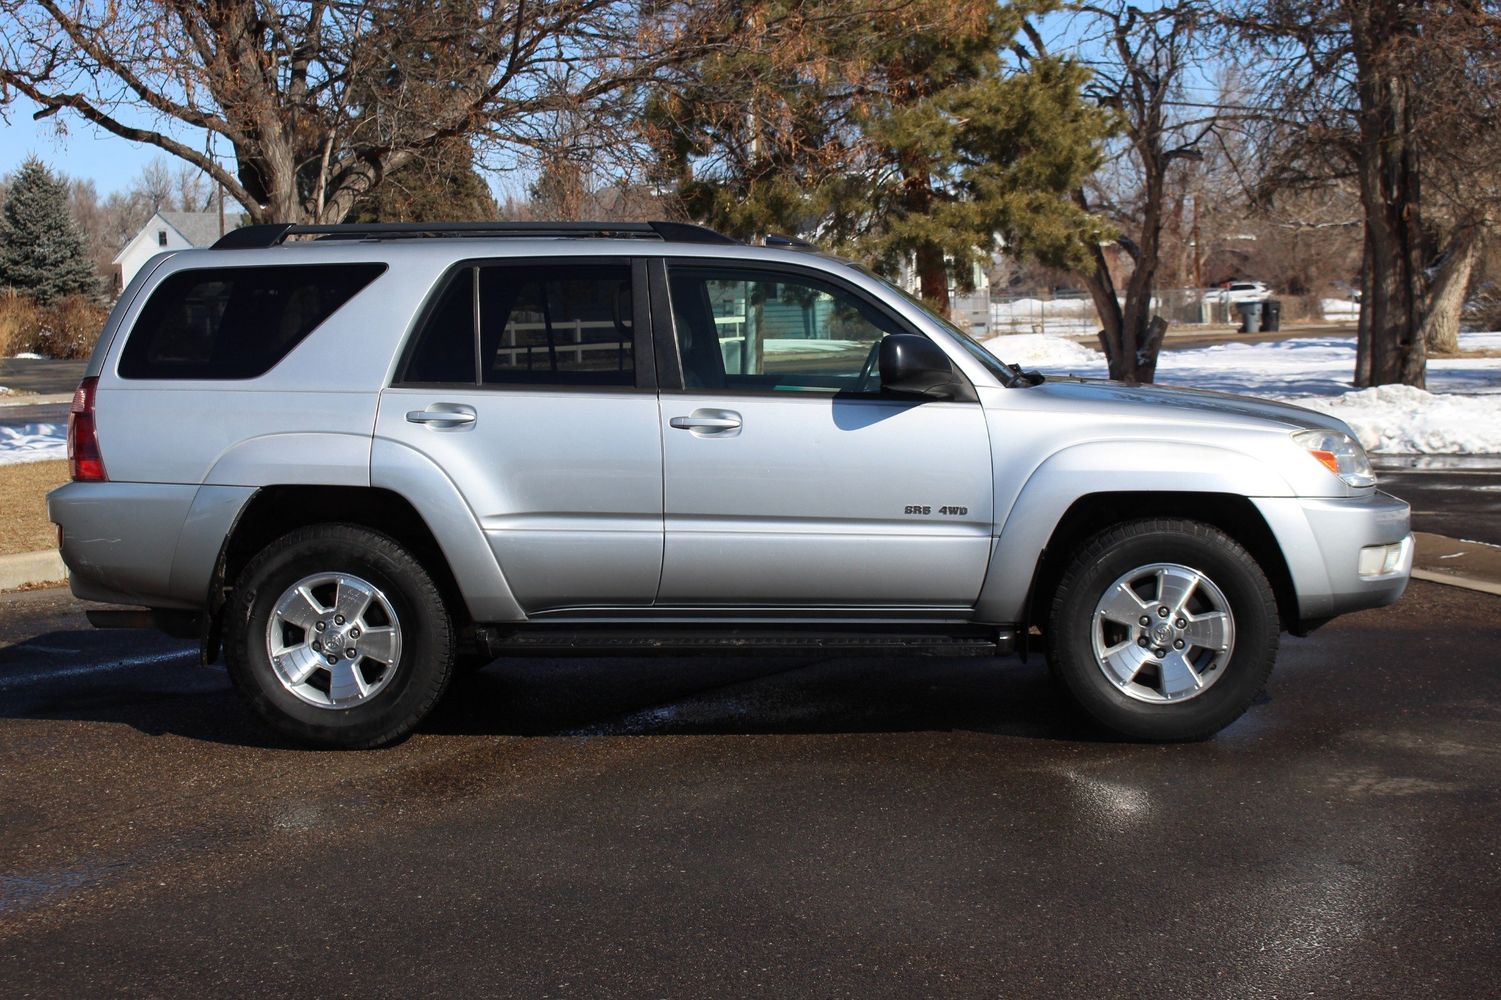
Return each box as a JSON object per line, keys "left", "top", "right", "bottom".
{"left": 48, "top": 221, "right": 1412, "bottom": 747}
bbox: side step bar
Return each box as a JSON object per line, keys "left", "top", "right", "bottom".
{"left": 475, "top": 626, "right": 1018, "bottom": 659}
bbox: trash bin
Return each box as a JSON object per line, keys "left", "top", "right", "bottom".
{"left": 1263, "top": 299, "right": 1282, "bottom": 332}
{"left": 1237, "top": 301, "right": 1263, "bottom": 334}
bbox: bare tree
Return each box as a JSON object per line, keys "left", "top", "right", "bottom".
{"left": 0, "top": 2, "right": 721, "bottom": 225}
{"left": 1230, "top": 1, "right": 1501, "bottom": 386}
{"left": 1036, "top": 1, "right": 1222, "bottom": 384}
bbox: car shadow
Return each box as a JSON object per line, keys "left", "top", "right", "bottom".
{"left": 0, "top": 629, "right": 1104, "bottom": 747}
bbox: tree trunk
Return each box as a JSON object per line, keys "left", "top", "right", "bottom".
{"left": 1350, "top": 3, "right": 1427, "bottom": 389}
{"left": 902, "top": 164, "right": 950, "bottom": 314}
{"left": 1420, "top": 225, "right": 1482, "bottom": 355}
{"left": 1356, "top": 234, "right": 1374, "bottom": 386}
{"left": 916, "top": 242, "right": 950, "bottom": 315}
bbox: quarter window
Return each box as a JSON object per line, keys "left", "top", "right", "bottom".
{"left": 120, "top": 263, "right": 385, "bottom": 380}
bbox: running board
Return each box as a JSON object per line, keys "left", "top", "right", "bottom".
{"left": 474, "top": 626, "right": 1017, "bottom": 658}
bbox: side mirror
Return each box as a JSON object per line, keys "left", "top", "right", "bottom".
{"left": 878, "top": 334, "right": 963, "bottom": 399}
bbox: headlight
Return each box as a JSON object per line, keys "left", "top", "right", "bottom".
{"left": 1292, "top": 429, "right": 1376, "bottom": 487}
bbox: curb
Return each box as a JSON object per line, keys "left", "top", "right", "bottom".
{"left": 0, "top": 549, "right": 67, "bottom": 591}
{"left": 1411, "top": 532, "right": 1501, "bottom": 598}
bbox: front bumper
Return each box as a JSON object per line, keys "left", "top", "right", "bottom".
{"left": 1252, "top": 491, "right": 1413, "bottom": 624}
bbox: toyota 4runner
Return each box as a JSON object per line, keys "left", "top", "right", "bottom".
{"left": 48, "top": 221, "right": 1413, "bottom": 747}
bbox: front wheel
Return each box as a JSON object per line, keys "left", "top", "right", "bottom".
{"left": 224, "top": 524, "right": 455, "bottom": 748}
{"left": 1046, "top": 519, "right": 1279, "bottom": 741}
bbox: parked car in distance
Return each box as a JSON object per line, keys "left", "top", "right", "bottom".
{"left": 1209, "top": 281, "right": 1271, "bottom": 304}
{"left": 50, "top": 221, "right": 1412, "bottom": 748}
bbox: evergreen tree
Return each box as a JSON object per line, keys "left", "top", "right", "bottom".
{"left": 346, "top": 139, "right": 499, "bottom": 223}
{"left": 650, "top": 1, "right": 1108, "bottom": 313}
{"left": 0, "top": 157, "right": 101, "bottom": 303}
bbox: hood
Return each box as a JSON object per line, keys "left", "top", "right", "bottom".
{"left": 1026, "top": 377, "right": 1353, "bottom": 436}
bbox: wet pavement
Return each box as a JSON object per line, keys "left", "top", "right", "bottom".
{"left": 0, "top": 581, "right": 1497, "bottom": 997}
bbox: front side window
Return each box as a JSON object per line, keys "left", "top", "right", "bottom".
{"left": 120, "top": 263, "right": 385, "bottom": 380}
{"left": 400, "top": 262, "right": 636, "bottom": 388}
{"left": 667, "top": 265, "right": 907, "bottom": 393}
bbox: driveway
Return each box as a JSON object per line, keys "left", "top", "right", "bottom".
{"left": 0, "top": 581, "right": 1496, "bottom": 997}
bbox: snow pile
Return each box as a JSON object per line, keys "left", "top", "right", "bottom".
{"left": 1285, "top": 384, "right": 1501, "bottom": 455}
{"left": 0, "top": 423, "right": 66, "bottom": 465}
{"left": 1321, "top": 298, "right": 1361, "bottom": 319}
{"left": 10, "top": 352, "right": 46, "bottom": 360}
{"left": 981, "top": 330, "right": 1501, "bottom": 455}
{"left": 982, "top": 333, "right": 1101, "bottom": 368}
{"left": 0, "top": 386, "right": 13, "bottom": 396}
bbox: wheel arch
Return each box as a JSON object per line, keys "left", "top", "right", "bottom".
{"left": 1023, "top": 492, "right": 1298, "bottom": 637}
{"left": 212, "top": 486, "right": 469, "bottom": 626}
{"left": 975, "top": 490, "right": 1298, "bottom": 636}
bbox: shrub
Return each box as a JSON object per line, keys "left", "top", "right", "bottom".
{"left": 0, "top": 291, "right": 107, "bottom": 360}
{"left": 0, "top": 291, "right": 43, "bottom": 357}
{"left": 36, "top": 295, "right": 109, "bottom": 360}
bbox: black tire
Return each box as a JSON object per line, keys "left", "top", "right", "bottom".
{"left": 224, "top": 524, "right": 455, "bottom": 749}
{"left": 1046, "top": 518, "right": 1279, "bottom": 742}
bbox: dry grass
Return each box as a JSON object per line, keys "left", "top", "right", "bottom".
{"left": 0, "top": 460, "right": 69, "bottom": 556}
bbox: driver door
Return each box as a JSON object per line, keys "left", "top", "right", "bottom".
{"left": 655, "top": 262, "right": 994, "bottom": 610}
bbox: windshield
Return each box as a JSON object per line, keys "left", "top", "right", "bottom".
{"left": 848, "top": 263, "right": 1024, "bottom": 386}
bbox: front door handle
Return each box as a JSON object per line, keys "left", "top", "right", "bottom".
{"left": 406, "top": 404, "right": 477, "bottom": 428}
{"left": 670, "top": 409, "right": 742, "bottom": 434}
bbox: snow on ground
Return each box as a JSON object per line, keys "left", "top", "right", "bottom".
{"left": 1321, "top": 298, "right": 1361, "bottom": 320}
{"left": 10, "top": 352, "right": 46, "bottom": 360}
{"left": 0, "top": 423, "right": 67, "bottom": 466}
{"left": 982, "top": 329, "right": 1501, "bottom": 455}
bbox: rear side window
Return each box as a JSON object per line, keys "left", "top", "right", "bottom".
{"left": 399, "top": 262, "right": 636, "bottom": 388}
{"left": 119, "top": 263, "right": 385, "bottom": 380}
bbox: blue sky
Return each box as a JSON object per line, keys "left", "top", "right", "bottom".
{"left": 1, "top": 95, "right": 204, "bottom": 194}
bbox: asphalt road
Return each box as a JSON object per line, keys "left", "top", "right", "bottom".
{"left": 0, "top": 580, "right": 1497, "bottom": 998}
{"left": 1375, "top": 457, "right": 1501, "bottom": 547}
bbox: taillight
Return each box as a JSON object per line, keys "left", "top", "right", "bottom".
{"left": 68, "top": 377, "right": 107, "bottom": 482}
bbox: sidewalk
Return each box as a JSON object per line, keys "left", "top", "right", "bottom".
{"left": 4, "top": 531, "right": 1497, "bottom": 599}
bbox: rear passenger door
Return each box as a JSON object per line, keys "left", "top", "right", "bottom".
{"left": 376, "top": 258, "right": 663, "bottom": 612}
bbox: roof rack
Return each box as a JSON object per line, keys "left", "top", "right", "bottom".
{"left": 212, "top": 219, "right": 738, "bottom": 250}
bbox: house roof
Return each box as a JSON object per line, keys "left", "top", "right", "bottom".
{"left": 158, "top": 211, "right": 225, "bottom": 247}
{"left": 112, "top": 210, "right": 226, "bottom": 266}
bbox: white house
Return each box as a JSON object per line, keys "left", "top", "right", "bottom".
{"left": 112, "top": 211, "right": 226, "bottom": 292}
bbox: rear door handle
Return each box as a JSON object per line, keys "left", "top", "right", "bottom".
{"left": 406, "top": 404, "right": 476, "bottom": 428}
{"left": 670, "top": 410, "right": 742, "bottom": 433}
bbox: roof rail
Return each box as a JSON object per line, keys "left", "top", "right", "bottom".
{"left": 212, "top": 220, "right": 738, "bottom": 250}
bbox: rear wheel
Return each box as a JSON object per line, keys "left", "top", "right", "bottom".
{"left": 224, "top": 524, "right": 455, "bottom": 748}
{"left": 1046, "top": 519, "right": 1279, "bottom": 741}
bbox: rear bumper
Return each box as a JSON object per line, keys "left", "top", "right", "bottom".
{"left": 47, "top": 481, "right": 254, "bottom": 610}
{"left": 1253, "top": 491, "right": 1413, "bottom": 624}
